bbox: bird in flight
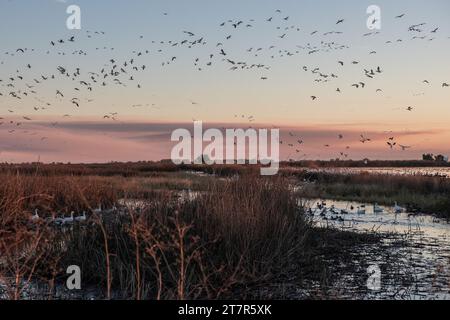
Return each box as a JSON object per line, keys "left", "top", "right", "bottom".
{"left": 336, "top": 19, "right": 345, "bottom": 24}
{"left": 360, "top": 135, "right": 371, "bottom": 143}
{"left": 387, "top": 141, "right": 396, "bottom": 149}
{"left": 399, "top": 145, "right": 412, "bottom": 151}
{"left": 71, "top": 99, "right": 80, "bottom": 107}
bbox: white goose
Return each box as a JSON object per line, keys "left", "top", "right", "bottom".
{"left": 93, "top": 204, "right": 102, "bottom": 214}
{"left": 373, "top": 203, "right": 384, "bottom": 213}
{"left": 62, "top": 211, "right": 75, "bottom": 224}
{"left": 356, "top": 206, "right": 366, "bottom": 215}
{"left": 53, "top": 213, "right": 65, "bottom": 225}
{"left": 394, "top": 202, "right": 403, "bottom": 214}
{"left": 75, "top": 211, "right": 87, "bottom": 222}
{"left": 31, "top": 209, "right": 40, "bottom": 222}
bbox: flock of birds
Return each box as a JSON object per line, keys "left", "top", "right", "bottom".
{"left": 1, "top": 8, "right": 449, "bottom": 161}
{"left": 308, "top": 200, "right": 405, "bottom": 224}
{"left": 30, "top": 204, "right": 118, "bottom": 227}
{"left": 31, "top": 209, "right": 86, "bottom": 225}
{"left": 30, "top": 196, "right": 409, "bottom": 227}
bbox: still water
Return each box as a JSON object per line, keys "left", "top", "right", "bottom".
{"left": 304, "top": 199, "right": 450, "bottom": 300}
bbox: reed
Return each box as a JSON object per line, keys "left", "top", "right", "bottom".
{"left": 0, "top": 171, "right": 320, "bottom": 299}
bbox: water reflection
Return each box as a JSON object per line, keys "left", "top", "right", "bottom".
{"left": 304, "top": 198, "right": 450, "bottom": 299}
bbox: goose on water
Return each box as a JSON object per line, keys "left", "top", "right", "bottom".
{"left": 31, "top": 209, "right": 40, "bottom": 221}
{"left": 394, "top": 202, "right": 403, "bottom": 214}
{"left": 93, "top": 204, "right": 102, "bottom": 214}
{"left": 373, "top": 203, "right": 384, "bottom": 213}
{"left": 75, "top": 211, "right": 87, "bottom": 222}
{"left": 62, "top": 212, "right": 75, "bottom": 224}
{"left": 49, "top": 212, "right": 64, "bottom": 225}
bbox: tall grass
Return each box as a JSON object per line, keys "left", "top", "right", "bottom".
{"left": 0, "top": 172, "right": 313, "bottom": 299}
{"left": 0, "top": 162, "right": 254, "bottom": 178}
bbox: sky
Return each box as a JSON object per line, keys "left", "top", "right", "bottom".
{"left": 0, "top": 0, "right": 449, "bottom": 162}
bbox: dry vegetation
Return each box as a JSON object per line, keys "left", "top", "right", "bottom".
{"left": 9, "top": 162, "right": 441, "bottom": 299}
{"left": 1, "top": 161, "right": 447, "bottom": 300}
{"left": 0, "top": 164, "right": 378, "bottom": 300}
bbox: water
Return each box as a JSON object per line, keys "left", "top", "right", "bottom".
{"left": 121, "top": 191, "right": 450, "bottom": 299}
{"left": 303, "top": 167, "right": 450, "bottom": 178}
{"left": 304, "top": 199, "right": 450, "bottom": 299}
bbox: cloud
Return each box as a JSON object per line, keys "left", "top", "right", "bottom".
{"left": 1, "top": 120, "right": 448, "bottom": 163}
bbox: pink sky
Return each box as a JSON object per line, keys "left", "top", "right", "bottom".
{"left": 1, "top": 1, "right": 450, "bottom": 163}
{"left": 1, "top": 119, "right": 448, "bottom": 163}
